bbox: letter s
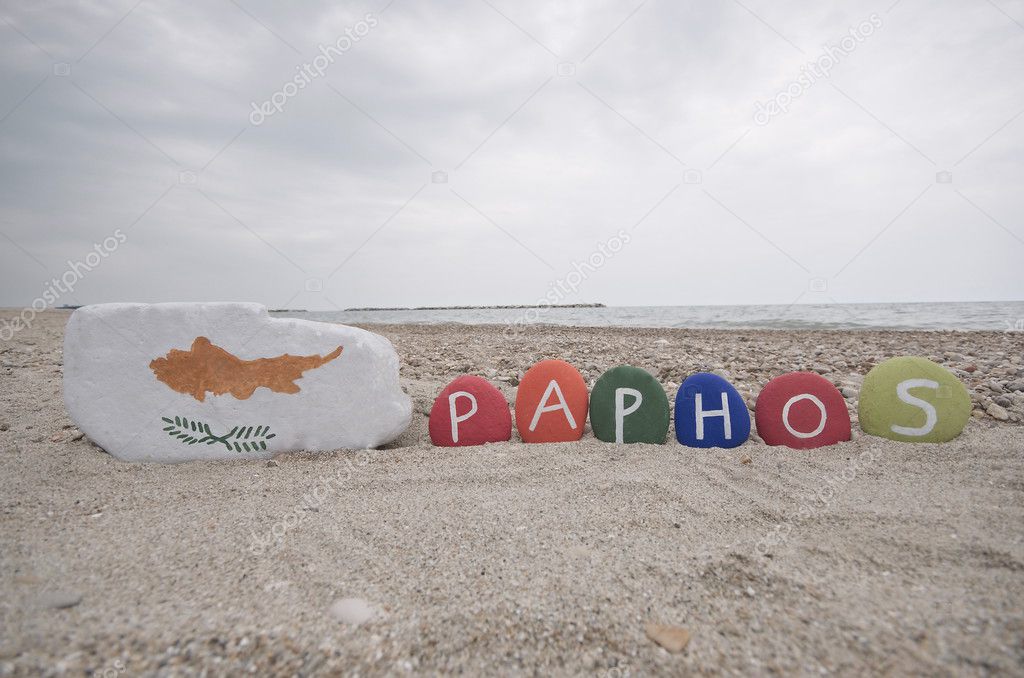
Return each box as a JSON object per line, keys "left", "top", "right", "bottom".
{"left": 891, "top": 378, "right": 938, "bottom": 436}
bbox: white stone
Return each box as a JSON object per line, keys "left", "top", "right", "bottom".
{"left": 63, "top": 303, "right": 411, "bottom": 462}
{"left": 328, "top": 597, "right": 377, "bottom": 625}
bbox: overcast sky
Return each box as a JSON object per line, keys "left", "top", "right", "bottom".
{"left": 1, "top": 0, "right": 1022, "bottom": 311}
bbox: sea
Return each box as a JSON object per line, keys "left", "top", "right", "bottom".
{"left": 289, "top": 301, "right": 1024, "bottom": 332}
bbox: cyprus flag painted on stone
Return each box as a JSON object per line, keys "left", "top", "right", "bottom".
{"left": 63, "top": 303, "right": 412, "bottom": 462}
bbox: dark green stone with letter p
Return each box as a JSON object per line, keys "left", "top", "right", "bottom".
{"left": 590, "top": 366, "right": 669, "bottom": 444}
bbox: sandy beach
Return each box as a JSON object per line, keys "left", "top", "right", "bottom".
{"left": 2, "top": 309, "right": 1023, "bottom": 675}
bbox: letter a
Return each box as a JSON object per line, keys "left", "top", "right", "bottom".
{"left": 529, "top": 380, "right": 578, "bottom": 432}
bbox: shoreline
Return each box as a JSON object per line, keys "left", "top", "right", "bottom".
{"left": 346, "top": 320, "right": 1016, "bottom": 333}
{"left": 343, "top": 303, "right": 607, "bottom": 311}
{"left": 7, "top": 306, "right": 1020, "bottom": 333}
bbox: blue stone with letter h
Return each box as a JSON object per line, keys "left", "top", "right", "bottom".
{"left": 674, "top": 373, "right": 751, "bottom": 448}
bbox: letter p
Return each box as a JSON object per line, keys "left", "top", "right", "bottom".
{"left": 614, "top": 387, "right": 642, "bottom": 444}
{"left": 449, "top": 391, "right": 478, "bottom": 443}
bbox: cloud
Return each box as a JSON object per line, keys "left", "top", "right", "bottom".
{"left": 1, "top": 0, "right": 1022, "bottom": 310}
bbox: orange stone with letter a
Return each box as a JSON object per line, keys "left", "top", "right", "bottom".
{"left": 514, "top": 360, "right": 589, "bottom": 443}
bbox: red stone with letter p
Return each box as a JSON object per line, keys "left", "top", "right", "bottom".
{"left": 428, "top": 375, "right": 512, "bottom": 447}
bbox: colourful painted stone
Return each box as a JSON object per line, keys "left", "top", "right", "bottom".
{"left": 590, "top": 366, "right": 669, "bottom": 444}
{"left": 755, "top": 372, "right": 851, "bottom": 449}
{"left": 514, "top": 360, "right": 589, "bottom": 443}
{"left": 674, "top": 373, "right": 750, "bottom": 448}
{"left": 429, "top": 375, "right": 511, "bottom": 447}
{"left": 858, "top": 356, "right": 971, "bottom": 443}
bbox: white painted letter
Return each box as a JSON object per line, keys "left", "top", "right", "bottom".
{"left": 891, "top": 378, "right": 938, "bottom": 436}
{"left": 695, "top": 392, "right": 732, "bottom": 440}
{"left": 782, "top": 393, "right": 827, "bottom": 439}
{"left": 614, "top": 387, "right": 642, "bottom": 444}
{"left": 529, "top": 379, "right": 577, "bottom": 432}
{"left": 448, "top": 391, "right": 478, "bottom": 443}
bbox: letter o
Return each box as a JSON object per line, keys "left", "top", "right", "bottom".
{"left": 782, "top": 393, "right": 827, "bottom": 438}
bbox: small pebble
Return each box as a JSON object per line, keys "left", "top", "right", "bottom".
{"left": 645, "top": 623, "right": 691, "bottom": 653}
{"left": 740, "top": 454, "right": 752, "bottom": 465}
{"left": 329, "top": 598, "right": 376, "bottom": 625}
{"left": 986, "top": 403, "right": 1009, "bottom": 421}
{"left": 38, "top": 591, "right": 82, "bottom": 609}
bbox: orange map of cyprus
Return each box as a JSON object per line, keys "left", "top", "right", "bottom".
{"left": 149, "top": 336, "right": 343, "bottom": 402}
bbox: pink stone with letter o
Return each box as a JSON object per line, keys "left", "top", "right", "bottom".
{"left": 428, "top": 375, "right": 512, "bottom": 447}
{"left": 754, "top": 371, "right": 851, "bottom": 449}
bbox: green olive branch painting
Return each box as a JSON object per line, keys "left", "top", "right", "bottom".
{"left": 160, "top": 416, "right": 276, "bottom": 453}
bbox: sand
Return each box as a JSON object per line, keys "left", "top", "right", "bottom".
{"left": 1, "top": 310, "right": 1023, "bottom": 675}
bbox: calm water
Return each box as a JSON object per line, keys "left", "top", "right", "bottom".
{"left": 288, "top": 301, "right": 1024, "bottom": 331}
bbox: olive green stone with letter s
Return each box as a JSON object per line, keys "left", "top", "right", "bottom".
{"left": 858, "top": 356, "right": 971, "bottom": 443}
